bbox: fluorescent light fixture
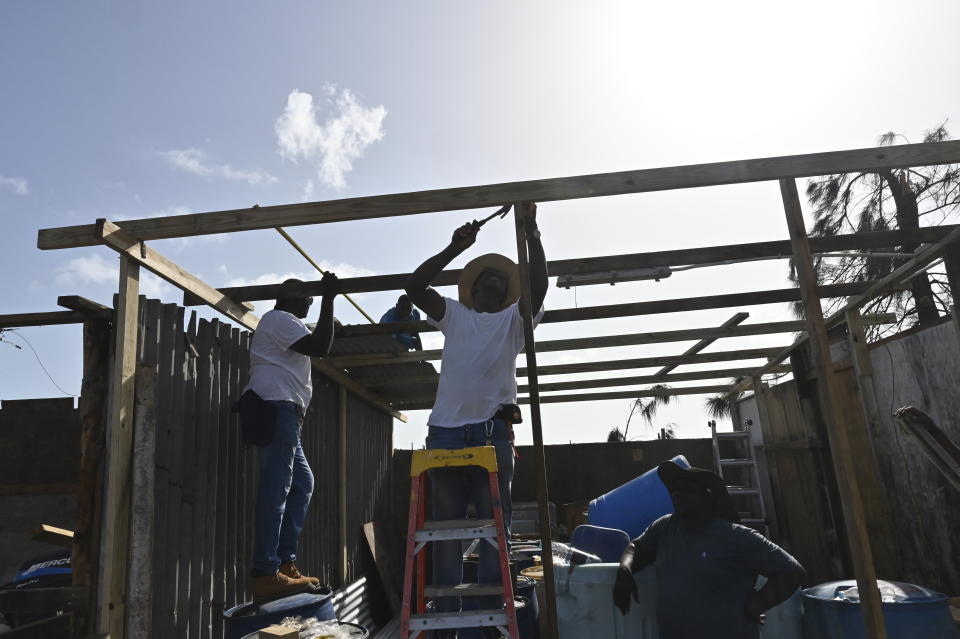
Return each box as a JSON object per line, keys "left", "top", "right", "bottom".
{"left": 556, "top": 267, "right": 673, "bottom": 288}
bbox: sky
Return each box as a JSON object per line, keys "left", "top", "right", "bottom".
{"left": 2, "top": 0, "right": 959, "bottom": 449}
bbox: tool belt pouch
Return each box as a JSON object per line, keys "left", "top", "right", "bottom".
{"left": 233, "top": 389, "right": 277, "bottom": 447}
{"left": 495, "top": 403, "right": 523, "bottom": 424}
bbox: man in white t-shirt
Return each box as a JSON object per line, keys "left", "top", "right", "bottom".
{"left": 405, "top": 202, "right": 547, "bottom": 638}
{"left": 245, "top": 273, "right": 338, "bottom": 602}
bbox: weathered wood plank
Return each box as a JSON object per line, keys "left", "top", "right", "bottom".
{"left": 653, "top": 313, "right": 749, "bottom": 377}
{"left": 38, "top": 141, "right": 960, "bottom": 249}
{"left": 780, "top": 177, "right": 887, "bottom": 638}
{"left": 97, "top": 254, "right": 139, "bottom": 639}
{"left": 0, "top": 310, "right": 109, "bottom": 328}
{"left": 57, "top": 295, "right": 111, "bottom": 314}
{"left": 127, "top": 364, "right": 157, "bottom": 638}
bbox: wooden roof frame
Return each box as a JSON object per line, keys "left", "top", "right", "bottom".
{"left": 33, "top": 139, "right": 960, "bottom": 639}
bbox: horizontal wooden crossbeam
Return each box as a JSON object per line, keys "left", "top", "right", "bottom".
{"left": 38, "top": 141, "right": 960, "bottom": 250}
{"left": 333, "top": 281, "right": 896, "bottom": 338}
{"left": 328, "top": 314, "right": 894, "bottom": 368}
{"left": 0, "top": 310, "right": 111, "bottom": 328}
{"left": 182, "top": 226, "right": 956, "bottom": 303}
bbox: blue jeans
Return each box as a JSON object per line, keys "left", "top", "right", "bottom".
{"left": 252, "top": 401, "right": 314, "bottom": 575}
{"left": 426, "top": 418, "right": 514, "bottom": 612}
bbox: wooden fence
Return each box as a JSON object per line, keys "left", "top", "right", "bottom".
{"left": 131, "top": 299, "right": 393, "bottom": 639}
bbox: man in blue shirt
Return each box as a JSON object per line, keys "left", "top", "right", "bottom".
{"left": 614, "top": 460, "right": 805, "bottom": 639}
{"left": 380, "top": 294, "right": 422, "bottom": 350}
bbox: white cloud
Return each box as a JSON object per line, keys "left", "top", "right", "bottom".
{"left": 0, "top": 175, "right": 28, "bottom": 195}
{"left": 54, "top": 252, "right": 174, "bottom": 300}
{"left": 275, "top": 87, "right": 386, "bottom": 191}
{"left": 159, "top": 148, "right": 278, "bottom": 186}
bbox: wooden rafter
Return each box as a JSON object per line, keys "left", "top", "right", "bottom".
{"left": 185, "top": 225, "right": 958, "bottom": 302}
{"left": 38, "top": 141, "right": 960, "bottom": 250}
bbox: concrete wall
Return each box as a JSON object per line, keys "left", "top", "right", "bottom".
{"left": 0, "top": 397, "right": 80, "bottom": 585}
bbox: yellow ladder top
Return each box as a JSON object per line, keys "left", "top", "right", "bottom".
{"left": 410, "top": 446, "right": 499, "bottom": 476}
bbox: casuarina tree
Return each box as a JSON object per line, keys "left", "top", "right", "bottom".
{"left": 792, "top": 123, "right": 960, "bottom": 336}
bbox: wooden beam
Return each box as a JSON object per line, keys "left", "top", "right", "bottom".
{"left": 334, "top": 281, "right": 896, "bottom": 338}
{"left": 339, "top": 386, "right": 348, "bottom": 583}
{"left": 126, "top": 364, "right": 157, "bottom": 638}
{"left": 525, "top": 347, "right": 785, "bottom": 377}
{"left": 780, "top": 178, "right": 887, "bottom": 638}
{"left": 39, "top": 141, "right": 960, "bottom": 249}
{"left": 520, "top": 385, "right": 728, "bottom": 405}
{"left": 652, "top": 312, "right": 749, "bottom": 377}
{"left": 98, "top": 254, "right": 139, "bottom": 639}
{"left": 57, "top": 295, "right": 111, "bottom": 314}
{"left": 197, "top": 226, "right": 958, "bottom": 302}
{"left": 31, "top": 524, "right": 74, "bottom": 547}
{"left": 312, "top": 358, "right": 407, "bottom": 422}
{"left": 513, "top": 203, "right": 558, "bottom": 639}
{"left": 98, "top": 219, "right": 260, "bottom": 330}
{"left": 329, "top": 317, "right": 897, "bottom": 368}
{"left": 0, "top": 310, "right": 109, "bottom": 328}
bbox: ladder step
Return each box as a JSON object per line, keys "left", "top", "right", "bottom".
{"left": 424, "top": 584, "right": 505, "bottom": 597}
{"left": 716, "top": 431, "right": 751, "bottom": 439}
{"left": 720, "top": 459, "right": 755, "bottom": 466}
{"left": 727, "top": 487, "right": 761, "bottom": 495}
{"left": 409, "top": 609, "right": 508, "bottom": 630}
{"left": 422, "top": 519, "right": 495, "bottom": 530}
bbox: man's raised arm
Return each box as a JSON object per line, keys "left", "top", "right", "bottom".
{"left": 405, "top": 222, "right": 480, "bottom": 322}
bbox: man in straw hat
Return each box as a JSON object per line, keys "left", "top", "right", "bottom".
{"left": 405, "top": 202, "right": 546, "bottom": 637}
{"left": 613, "top": 459, "right": 805, "bottom": 639}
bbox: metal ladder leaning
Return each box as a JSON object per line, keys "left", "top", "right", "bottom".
{"left": 710, "top": 419, "right": 770, "bottom": 536}
{"left": 400, "top": 446, "right": 519, "bottom": 639}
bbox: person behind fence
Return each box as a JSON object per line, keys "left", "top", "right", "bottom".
{"left": 379, "top": 294, "right": 423, "bottom": 350}
{"left": 613, "top": 460, "right": 805, "bottom": 639}
{"left": 404, "top": 202, "right": 547, "bottom": 639}
{"left": 240, "top": 274, "right": 339, "bottom": 602}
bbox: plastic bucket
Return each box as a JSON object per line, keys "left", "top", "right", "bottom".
{"left": 223, "top": 587, "right": 335, "bottom": 639}
{"left": 587, "top": 455, "right": 689, "bottom": 539}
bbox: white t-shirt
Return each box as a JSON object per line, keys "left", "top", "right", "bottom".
{"left": 246, "top": 309, "right": 313, "bottom": 408}
{"left": 427, "top": 298, "right": 544, "bottom": 427}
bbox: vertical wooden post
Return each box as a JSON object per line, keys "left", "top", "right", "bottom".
{"left": 339, "top": 386, "right": 349, "bottom": 584}
{"left": 126, "top": 364, "right": 157, "bottom": 637}
{"left": 99, "top": 254, "right": 141, "bottom": 639}
{"left": 73, "top": 318, "right": 112, "bottom": 637}
{"left": 512, "top": 203, "right": 559, "bottom": 639}
{"left": 780, "top": 178, "right": 887, "bottom": 638}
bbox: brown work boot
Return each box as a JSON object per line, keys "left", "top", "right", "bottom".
{"left": 251, "top": 571, "right": 312, "bottom": 603}
{"left": 280, "top": 561, "right": 320, "bottom": 586}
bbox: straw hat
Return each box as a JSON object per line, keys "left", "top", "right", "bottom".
{"left": 458, "top": 253, "right": 521, "bottom": 311}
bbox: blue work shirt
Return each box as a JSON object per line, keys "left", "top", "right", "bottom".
{"left": 636, "top": 514, "right": 801, "bottom": 639}
{"left": 379, "top": 307, "right": 422, "bottom": 350}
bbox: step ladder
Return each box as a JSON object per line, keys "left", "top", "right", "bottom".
{"left": 400, "top": 446, "right": 519, "bottom": 639}
{"left": 709, "top": 419, "right": 770, "bottom": 536}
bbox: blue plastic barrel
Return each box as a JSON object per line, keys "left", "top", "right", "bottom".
{"left": 587, "top": 455, "right": 689, "bottom": 539}
{"left": 802, "top": 580, "right": 959, "bottom": 639}
{"left": 515, "top": 576, "right": 540, "bottom": 639}
{"left": 570, "top": 525, "right": 631, "bottom": 563}
{"left": 223, "top": 588, "right": 335, "bottom": 639}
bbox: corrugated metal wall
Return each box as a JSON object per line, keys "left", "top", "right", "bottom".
{"left": 136, "top": 300, "right": 393, "bottom": 639}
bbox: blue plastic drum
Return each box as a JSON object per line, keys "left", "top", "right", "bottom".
{"left": 802, "top": 580, "right": 959, "bottom": 639}
{"left": 587, "top": 455, "right": 689, "bottom": 539}
{"left": 223, "top": 588, "right": 335, "bottom": 639}
{"left": 514, "top": 576, "right": 540, "bottom": 639}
